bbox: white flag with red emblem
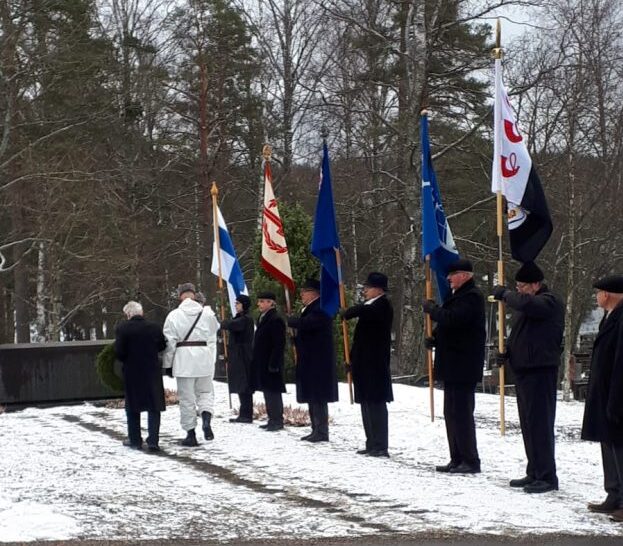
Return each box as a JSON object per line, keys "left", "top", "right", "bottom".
{"left": 261, "top": 160, "right": 295, "bottom": 293}
{"left": 492, "top": 58, "right": 552, "bottom": 263}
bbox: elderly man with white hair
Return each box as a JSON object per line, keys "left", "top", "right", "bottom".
{"left": 163, "top": 283, "right": 220, "bottom": 447}
{"left": 114, "top": 301, "right": 167, "bottom": 452}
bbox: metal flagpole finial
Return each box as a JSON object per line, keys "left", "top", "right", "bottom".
{"left": 420, "top": 109, "right": 428, "bottom": 116}
{"left": 210, "top": 181, "right": 218, "bottom": 196}
{"left": 262, "top": 144, "right": 272, "bottom": 161}
{"left": 492, "top": 18, "right": 503, "bottom": 60}
{"left": 320, "top": 125, "right": 329, "bottom": 140}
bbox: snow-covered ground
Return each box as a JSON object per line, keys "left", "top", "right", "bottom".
{"left": 1, "top": 380, "right": 621, "bottom": 542}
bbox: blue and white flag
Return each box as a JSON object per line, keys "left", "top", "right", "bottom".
{"left": 311, "top": 142, "right": 340, "bottom": 317}
{"left": 211, "top": 206, "right": 248, "bottom": 316}
{"left": 421, "top": 113, "right": 459, "bottom": 301}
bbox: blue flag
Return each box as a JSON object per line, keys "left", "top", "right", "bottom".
{"left": 311, "top": 142, "right": 340, "bottom": 317}
{"left": 421, "top": 114, "right": 459, "bottom": 301}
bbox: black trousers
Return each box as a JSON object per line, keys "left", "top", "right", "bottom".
{"left": 308, "top": 402, "right": 329, "bottom": 438}
{"left": 360, "top": 401, "right": 388, "bottom": 451}
{"left": 126, "top": 409, "right": 161, "bottom": 448}
{"left": 443, "top": 381, "right": 480, "bottom": 468}
{"left": 515, "top": 367, "right": 558, "bottom": 485}
{"left": 263, "top": 391, "right": 284, "bottom": 426}
{"left": 238, "top": 391, "right": 254, "bottom": 420}
{"left": 601, "top": 442, "right": 623, "bottom": 508}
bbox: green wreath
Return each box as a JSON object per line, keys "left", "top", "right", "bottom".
{"left": 95, "top": 343, "right": 124, "bottom": 392}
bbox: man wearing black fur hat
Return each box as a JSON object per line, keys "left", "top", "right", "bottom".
{"left": 581, "top": 275, "right": 623, "bottom": 521}
{"left": 220, "top": 294, "right": 255, "bottom": 423}
{"left": 492, "top": 262, "right": 565, "bottom": 493}
{"left": 288, "top": 279, "right": 338, "bottom": 442}
{"left": 423, "top": 258, "right": 485, "bottom": 474}
{"left": 342, "top": 272, "right": 393, "bottom": 457}
{"left": 251, "top": 291, "right": 286, "bottom": 431}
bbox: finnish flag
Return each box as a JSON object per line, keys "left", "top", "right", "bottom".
{"left": 211, "top": 206, "right": 248, "bottom": 316}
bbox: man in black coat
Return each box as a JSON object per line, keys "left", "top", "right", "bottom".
{"left": 423, "top": 258, "right": 485, "bottom": 474}
{"left": 288, "top": 279, "right": 338, "bottom": 442}
{"left": 114, "top": 301, "right": 167, "bottom": 452}
{"left": 342, "top": 272, "right": 393, "bottom": 457}
{"left": 220, "top": 294, "right": 255, "bottom": 423}
{"left": 581, "top": 275, "right": 623, "bottom": 521}
{"left": 493, "top": 261, "right": 565, "bottom": 493}
{"left": 251, "top": 291, "right": 286, "bottom": 431}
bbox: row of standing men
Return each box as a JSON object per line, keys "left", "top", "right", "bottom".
{"left": 113, "top": 262, "right": 623, "bottom": 521}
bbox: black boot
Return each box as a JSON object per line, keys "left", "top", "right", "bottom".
{"left": 180, "top": 429, "right": 198, "bottom": 447}
{"left": 202, "top": 411, "right": 214, "bottom": 441}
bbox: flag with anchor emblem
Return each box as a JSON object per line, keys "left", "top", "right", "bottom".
{"left": 492, "top": 58, "right": 552, "bottom": 263}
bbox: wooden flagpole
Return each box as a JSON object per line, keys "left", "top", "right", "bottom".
{"left": 493, "top": 20, "right": 506, "bottom": 436}
{"left": 424, "top": 255, "right": 435, "bottom": 421}
{"left": 210, "top": 182, "right": 232, "bottom": 409}
{"left": 335, "top": 248, "right": 354, "bottom": 404}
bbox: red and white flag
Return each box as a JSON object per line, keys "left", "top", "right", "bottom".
{"left": 261, "top": 160, "right": 295, "bottom": 293}
{"left": 492, "top": 58, "right": 552, "bottom": 263}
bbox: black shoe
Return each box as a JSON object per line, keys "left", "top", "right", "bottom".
{"left": 264, "top": 423, "right": 284, "bottom": 432}
{"left": 146, "top": 445, "right": 160, "bottom": 453}
{"left": 122, "top": 439, "right": 142, "bottom": 450}
{"left": 368, "top": 449, "right": 390, "bottom": 458}
{"left": 510, "top": 476, "right": 535, "bottom": 487}
{"left": 258, "top": 423, "right": 269, "bottom": 429}
{"left": 307, "top": 433, "right": 329, "bottom": 443}
{"left": 300, "top": 433, "right": 313, "bottom": 441}
{"left": 448, "top": 462, "right": 481, "bottom": 474}
{"left": 588, "top": 500, "right": 619, "bottom": 514}
{"left": 229, "top": 416, "right": 253, "bottom": 423}
{"left": 356, "top": 448, "right": 370, "bottom": 455}
{"left": 202, "top": 411, "right": 214, "bottom": 441}
{"left": 180, "top": 429, "right": 199, "bottom": 447}
{"left": 523, "top": 480, "right": 558, "bottom": 494}
{"left": 435, "top": 462, "right": 459, "bottom": 473}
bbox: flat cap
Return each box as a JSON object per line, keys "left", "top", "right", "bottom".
{"left": 301, "top": 278, "right": 321, "bottom": 291}
{"left": 363, "top": 272, "right": 388, "bottom": 291}
{"left": 257, "top": 291, "right": 277, "bottom": 301}
{"left": 515, "top": 262, "right": 544, "bottom": 283}
{"left": 593, "top": 275, "right": 623, "bottom": 294}
{"left": 447, "top": 258, "right": 473, "bottom": 274}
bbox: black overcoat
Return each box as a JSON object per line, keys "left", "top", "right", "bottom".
{"left": 114, "top": 316, "right": 167, "bottom": 412}
{"left": 581, "top": 304, "right": 623, "bottom": 445}
{"left": 220, "top": 312, "right": 255, "bottom": 394}
{"left": 250, "top": 308, "right": 286, "bottom": 393}
{"left": 504, "top": 285, "right": 565, "bottom": 372}
{"left": 288, "top": 298, "right": 338, "bottom": 403}
{"left": 343, "top": 295, "right": 393, "bottom": 403}
{"left": 428, "top": 279, "right": 486, "bottom": 384}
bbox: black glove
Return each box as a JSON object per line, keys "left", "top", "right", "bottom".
{"left": 422, "top": 299, "right": 438, "bottom": 314}
{"left": 164, "top": 368, "right": 173, "bottom": 377}
{"left": 494, "top": 351, "right": 508, "bottom": 367}
{"left": 492, "top": 285, "right": 508, "bottom": 301}
{"left": 344, "top": 364, "right": 352, "bottom": 376}
{"left": 424, "top": 337, "right": 436, "bottom": 350}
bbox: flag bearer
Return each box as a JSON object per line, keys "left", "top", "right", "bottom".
{"left": 492, "top": 262, "right": 565, "bottom": 493}
{"left": 423, "top": 258, "right": 485, "bottom": 474}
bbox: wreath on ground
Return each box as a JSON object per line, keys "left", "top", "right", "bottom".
{"left": 95, "top": 343, "right": 124, "bottom": 392}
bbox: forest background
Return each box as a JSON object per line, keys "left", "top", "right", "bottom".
{"left": 1, "top": 0, "right": 622, "bottom": 392}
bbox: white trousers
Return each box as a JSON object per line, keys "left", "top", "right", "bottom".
{"left": 176, "top": 376, "right": 215, "bottom": 431}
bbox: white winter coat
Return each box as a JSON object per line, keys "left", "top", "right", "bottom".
{"left": 162, "top": 298, "right": 220, "bottom": 377}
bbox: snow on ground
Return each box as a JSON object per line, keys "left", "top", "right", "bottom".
{"left": 1, "top": 380, "right": 621, "bottom": 542}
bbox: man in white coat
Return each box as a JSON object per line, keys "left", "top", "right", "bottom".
{"left": 163, "top": 283, "right": 220, "bottom": 447}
